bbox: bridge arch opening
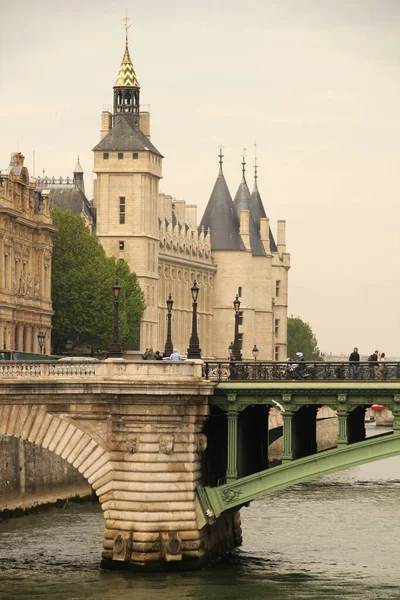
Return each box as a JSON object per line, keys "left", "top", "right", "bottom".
{"left": 0, "top": 405, "right": 113, "bottom": 525}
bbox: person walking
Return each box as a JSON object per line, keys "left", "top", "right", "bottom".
{"left": 367, "top": 350, "right": 379, "bottom": 379}
{"left": 349, "top": 347, "right": 360, "bottom": 379}
{"left": 378, "top": 352, "right": 386, "bottom": 379}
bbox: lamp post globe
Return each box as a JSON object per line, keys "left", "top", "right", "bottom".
{"left": 232, "top": 294, "right": 242, "bottom": 361}
{"left": 164, "top": 294, "right": 174, "bottom": 357}
{"left": 187, "top": 281, "right": 201, "bottom": 359}
{"left": 107, "top": 280, "right": 123, "bottom": 358}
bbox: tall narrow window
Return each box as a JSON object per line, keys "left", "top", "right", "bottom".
{"left": 119, "top": 241, "right": 124, "bottom": 251}
{"left": 275, "top": 319, "right": 280, "bottom": 336}
{"left": 238, "top": 286, "right": 242, "bottom": 297}
{"left": 275, "top": 280, "right": 281, "bottom": 297}
{"left": 119, "top": 197, "right": 125, "bottom": 224}
{"left": 275, "top": 346, "right": 279, "bottom": 361}
{"left": 238, "top": 311, "right": 243, "bottom": 326}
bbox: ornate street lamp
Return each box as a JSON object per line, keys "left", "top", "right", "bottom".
{"left": 164, "top": 293, "right": 174, "bottom": 357}
{"left": 187, "top": 280, "right": 201, "bottom": 359}
{"left": 252, "top": 344, "right": 259, "bottom": 360}
{"left": 37, "top": 331, "right": 45, "bottom": 354}
{"left": 232, "top": 294, "right": 242, "bottom": 361}
{"left": 107, "top": 280, "right": 123, "bottom": 358}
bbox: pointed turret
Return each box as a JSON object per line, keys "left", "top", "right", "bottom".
{"left": 233, "top": 155, "right": 266, "bottom": 256}
{"left": 251, "top": 166, "right": 277, "bottom": 252}
{"left": 199, "top": 151, "right": 245, "bottom": 251}
{"left": 73, "top": 156, "right": 85, "bottom": 194}
{"left": 93, "top": 33, "right": 162, "bottom": 156}
{"left": 113, "top": 33, "right": 140, "bottom": 115}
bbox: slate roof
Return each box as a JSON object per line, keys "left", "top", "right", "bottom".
{"left": 233, "top": 176, "right": 266, "bottom": 256}
{"left": 36, "top": 186, "right": 96, "bottom": 227}
{"left": 251, "top": 177, "right": 278, "bottom": 253}
{"left": 199, "top": 167, "right": 245, "bottom": 251}
{"left": 92, "top": 115, "right": 163, "bottom": 156}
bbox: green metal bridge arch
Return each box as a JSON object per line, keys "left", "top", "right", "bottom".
{"left": 196, "top": 379, "right": 400, "bottom": 526}
{"left": 196, "top": 430, "right": 400, "bottom": 525}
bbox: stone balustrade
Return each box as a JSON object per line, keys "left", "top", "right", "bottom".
{"left": 0, "top": 359, "right": 204, "bottom": 382}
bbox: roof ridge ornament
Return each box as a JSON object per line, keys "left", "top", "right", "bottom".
{"left": 254, "top": 141, "right": 258, "bottom": 180}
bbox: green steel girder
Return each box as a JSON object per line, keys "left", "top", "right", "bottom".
{"left": 210, "top": 382, "right": 400, "bottom": 414}
{"left": 196, "top": 431, "right": 400, "bottom": 525}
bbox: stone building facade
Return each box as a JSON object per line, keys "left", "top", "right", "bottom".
{"left": 0, "top": 152, "right": 55, "bottom": 353}
{"left": 92, "top": 37, "right": 290, "bottom": 359}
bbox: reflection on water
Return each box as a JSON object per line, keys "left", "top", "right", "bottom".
{"left": 1, "top": 427, "right": 400, "bottom": 599}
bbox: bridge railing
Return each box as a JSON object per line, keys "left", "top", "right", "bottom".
{"left": 0, "top": 360, "right": 204, "bottom": 381}
{"left": 202, "top": 361, "right": 400, "bottom": 382}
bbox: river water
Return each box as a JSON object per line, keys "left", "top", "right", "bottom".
{"left": 1, "top": 426, "right": 400, "bottom": 600}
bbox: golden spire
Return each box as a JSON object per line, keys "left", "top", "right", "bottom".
{"left": 114, "top": 16, "right": 140, "bottom": 88}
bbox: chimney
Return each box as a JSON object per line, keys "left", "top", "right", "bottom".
{"left": 174, "top": 200, "right": 186, "bottom": 224}
{"left": 260, "top": 217, "right": 271, "bottom": 254}
{"left": 139, "top": 111, "right": 151, "bottom": 138}
{"left": 277, "top": 220, "right": 286, "bottom": 253}
{"left": 185, "top": 205, "right": 197, "bottom": 229}
{"left": 239, "top": 210, "right": 251, "bottom": 250}
{"left": 101, "top": 112, "right": 112, "bottom": 140}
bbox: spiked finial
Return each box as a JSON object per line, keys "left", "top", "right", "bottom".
{"left": 254, "top": 142, "right": 258, "bottom": 180}
{"left": 241, "top": 148, "right": 247, "bottom": 181}
{"left": 218, "top": 145, "right": 224, "bottom": 175}
{"left": 122, "top": 14, "right": 130, "bottom": 47}
{"left": 115, "top": 16, "right": 140, "bottom": 88}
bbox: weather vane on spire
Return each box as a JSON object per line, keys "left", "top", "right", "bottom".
{"left": 254, "top": 142, "right": 258, "bottom": 179}
{"left": 241, "top": 148, "right": 247, "bottom": 178}
{"left": 122, "top": 12, "right": 130, "bottom": 45}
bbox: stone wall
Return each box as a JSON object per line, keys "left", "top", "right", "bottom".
{"left": 0, "top": 434, "right": 91, "bottom": 512}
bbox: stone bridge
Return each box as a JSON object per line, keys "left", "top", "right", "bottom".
{"left": 1, "top": 359, "right": 400, "bottom": 571}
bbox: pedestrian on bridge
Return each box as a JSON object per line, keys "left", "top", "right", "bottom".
{"left": 142, "top": 347, "right": 157, "bottom": 360}
{"left": 349, "top": 347, "right": 360, "bottom": 379}
{"left": 367, "top": 350, "right": 379, "bottom": 379}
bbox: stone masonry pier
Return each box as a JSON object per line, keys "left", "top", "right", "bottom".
{"left": 0, "top": 360, "right": 240, "bottom": 570}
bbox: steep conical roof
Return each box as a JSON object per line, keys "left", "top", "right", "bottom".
{"left": 114, "top": 40, "right": 140, "bottom": 88}
{"left": 234, "top": 174, "right": 266, "bottom": 256}
{"left": 251, "top": 176, "right": 278, "bottom": 253}
{"left": 199, "top": 163, "right": 245, "bottom": 251}
{"left": 74, "top": 156, "right": 83, "bottom": 174}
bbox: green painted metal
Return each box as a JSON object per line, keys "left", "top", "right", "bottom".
{"left": 196, "top": 431, "right": 399, "bottom": 525}
{"left": 226, "top": 408, "right": 239, "bottom": 481}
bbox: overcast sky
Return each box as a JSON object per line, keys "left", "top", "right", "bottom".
{"left": 1, "top": 0, "right": 399, "bottom": 356}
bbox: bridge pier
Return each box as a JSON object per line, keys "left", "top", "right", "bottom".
{"left": 0, "top": 361, "right": 245, "bottom": 571}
